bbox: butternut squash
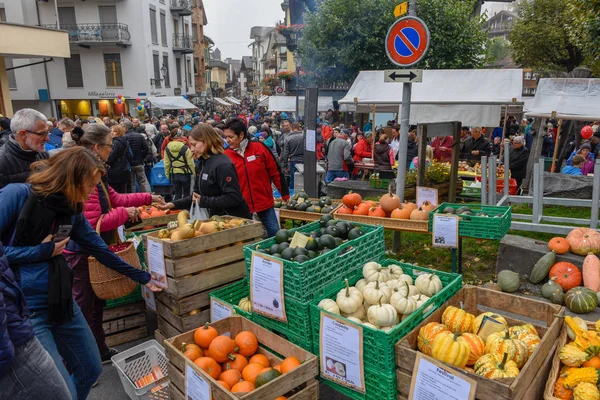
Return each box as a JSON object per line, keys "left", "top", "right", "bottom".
{"left": 583, "top": 253, "right": 600, "bottom": 292}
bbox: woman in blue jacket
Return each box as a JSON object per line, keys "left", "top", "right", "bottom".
{"left": 0, "top": 147, "right": 160, "bottom": 400}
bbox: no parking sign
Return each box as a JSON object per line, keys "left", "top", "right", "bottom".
{"left": 385, "top": 16, "right": 430, "bottom": 67}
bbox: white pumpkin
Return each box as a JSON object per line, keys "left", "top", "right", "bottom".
{"left": 391, "top": 280, "right": 418, "bottom": 298}
{"left": 318, "top": 299, "right": 340, "bottom": 315}
{"left": 336, "top": 279, "right": 363, "bottom": 314}
{"left": 412, "top": 294, "right": 433, "bottom": 313}
{"left": 363, "top": 262, "right": 390, "bottom": 282}
{"left": 380, "top": 326, "right": 394, "bottom": 333}
{"left": 390, "top": 290, "right": 418, "bottom": 315}
{"left": 415, "top": 273, "right": 443, "bottom": 296}
{"left": 342, "top": 304, "right": 367, "bottom": 321}
{"left": 355, "top": 279, "right": 368, "bottom": 293}
{"left": 388, "top": 265, "right": 412, "bottom": 284}
{"left": 362, "top": 322, "right": 379, "bottom": 330}
{"left": 345, "top": 316, "right": 363, "bottom": 324}
{"left": 363, "top": 281, "right": 392, "bottom": 305}
{"left": 367, "top": 301, "right": 398, "bottom": 327}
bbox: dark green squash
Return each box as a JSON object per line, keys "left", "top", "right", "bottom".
{"left": 255, "top": 368, "right": 282, "bottom": 388}
{"left": 529, "top": 251, "right": 556, "bottom": 284}
{"left": 497, "top": 270, "right": 520, "bottom": 293}
{"left": 565, "top": 286, "right": 599, "bottom": 314}
{"left": 541, "top": 277, "right": 563, "bottom": 299}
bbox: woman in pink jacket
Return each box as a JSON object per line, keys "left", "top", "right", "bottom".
{"left": 65, "top": 124, "right": 163, "bottom": 363}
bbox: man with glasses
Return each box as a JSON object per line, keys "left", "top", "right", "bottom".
{"left": 0, "top": 108, "right": 50, "bottom": 189}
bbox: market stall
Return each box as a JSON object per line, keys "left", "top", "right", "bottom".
{"left": 147, "top": 96, "right": 197, "bottom": 110}
{"left": 268, "top": 96, "right": 334, "bottom": 113}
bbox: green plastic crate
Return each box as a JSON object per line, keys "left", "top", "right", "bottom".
{"left": 321, "top": 368, "right": 397, "bottom": 400}
{"left": 310, "top": 259, "right": 462, "bottom": 374}
{"left": 252, "top": 298, "right": 313, "bottom": 349}
{"left": 428, "top": 202, "right": 512, "bottom": 240}
{"left": 244, "top": 221, "right": 384, "bottom": 303}
{"left": 460, "top": 181, "right": 481, "bottom": 198}
{"left": 125, "top": 227, "right": 162, "bottom": 265}
{"left": 104, "top": 284, "right": 142, "bottom": 309}
{"left": 209, "top": 279, "right": 253, "bottom": 321}
{"left": 268, "top": 329, "right": 313, "bottom": 353}
{"left": 368, "top": 177, "right": 393, "bottom": 189}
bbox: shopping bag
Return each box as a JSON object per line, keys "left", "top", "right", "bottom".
{"left": 189, "top": 199, "right": 209, "bottom": 222}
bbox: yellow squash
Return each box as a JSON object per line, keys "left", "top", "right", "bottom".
{"left": 474, "top": 352, "right": 519, "bottom": 380}
{"left": 431, "top": 331, "right": 470, "bottom": 368}
{"left": 485, "top": 330, "right": 529, "bottom": 369}
{"left": 565, "top": 316, "right": 600, "bottom": 353}
{"left": 559, "top": 342, "right": 590, "bottom": 367}
{"left": 563, "top": 367, "right": 600, "bottom": 389}
{"left": 573, "top": 382, "right": 600, "bottom": 400}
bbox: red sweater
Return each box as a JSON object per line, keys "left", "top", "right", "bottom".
{"left": 84, "top": 184, "right": 151, "bottom": 232}
{"left": 431, "top": 136, "right": 453, "bottom": 162}
{"left": 353, "top": 138, "right": 372, "bottom": 162}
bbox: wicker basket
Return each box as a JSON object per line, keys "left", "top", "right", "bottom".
{"left": 89, "top": 215, "right": 141, "bottom": 300}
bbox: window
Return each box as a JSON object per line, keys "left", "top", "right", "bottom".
{"left": 64, "top": 54, "right": 84, "bottom": 88}
{"left": 5, "top": 58, "right": 16, "bottom": 89}
{"left": 192, "top": 23, "right": 198, "bottom": 42}
{"left": 160, "top": 11, "right": 167, "bottom": 46}
{"left": 104, "top": 54, "right": 123, "bottom": 87}
{"left": 187, "top": 58, "right": 192, "bottom": 87}
{"left": 176, "top": 58, "right": 182, "bottom": 86}
{"left": 0, "top": 8, "right": 6, "bottom": 22}
{"left": 163, "top": 55, "right": 170, "bottom": 87}
{"left": 149, "top": 7, "right": 158, "bottom": 44}
{"left": 194, "top": 58, "right": 200, "bottom": 75}
{"left": 153, "top": 53, "right": 161, "bottom": 88}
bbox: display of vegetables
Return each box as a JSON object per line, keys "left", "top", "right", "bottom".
{"left": 274, "top": 192, "right": 339, "bottom": 214}
{"left": 336, "top": 190, "right": 433, "bottom": 221}
{"left": 156, "top": 211, "right": 249, "bottom": 241}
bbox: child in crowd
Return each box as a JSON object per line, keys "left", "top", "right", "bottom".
{"left": 562, "top": 154, "right": 585, "bottom": 176}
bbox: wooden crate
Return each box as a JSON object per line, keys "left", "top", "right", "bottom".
{"left": 155, "top": 329, "right": 167, "bottom": 345}
{"left": 124, "top": 213, "right": 179, "bottom": 235}
{"left": 395, "top": 286, "right": 565, "bottom": 400}
{"left": 164, "top": 315, "right": 318, "bottom": 400}
{"left": 103, "top": 301, "right": 148, "bottom": 347}
{"left": 543, "top": 321, "right": 595, "bottom": 400}
{"left": 278, "top": 198, "right": 341, "bottom": 222}
{"left": 333, "top": 203, "right": 429, "bottom": 233}
{"left": 168, "top": 378, "right": 318, "bottom": 400}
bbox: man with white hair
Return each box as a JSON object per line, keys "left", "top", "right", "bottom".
{"left": 0, "top": 108, "right": 50, "bottom": 188}
{"left": 507, "top": 135, "right": 529, "bottom": 191}
{"left": 46, "top": 117, "right": 74, "bottom": 152}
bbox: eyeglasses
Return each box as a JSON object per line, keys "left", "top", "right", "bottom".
{"left": 26, "top": 130, "right": 50, "bottom": 137}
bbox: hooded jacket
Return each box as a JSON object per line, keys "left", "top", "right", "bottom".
{"left": 0, "top": 135, "right": 49, "bottom": 189}
{"left": 373, "top": 142, "right": 393, "bottom": 171}
{"left": 164, "top": 139, "right": 195, "bottom": 179}
{"left": 125, "top": 129, "right": 149, "bottom": 167}
{"left": 107, "top": 136, "right": 132, "bottom": 184}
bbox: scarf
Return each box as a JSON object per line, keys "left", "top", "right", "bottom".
{"left": 14, "top": 192, "right": 82, "bottom": 324}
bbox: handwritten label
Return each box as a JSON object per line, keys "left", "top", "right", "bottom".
{"left": 147, "top": 239, "right": 168, "bottom": 289}
{"left": 142, "top": 285, "right": 156, "bottom": 312}
{"left": 210, "top": 298, "right": 233, "bottom": 322}
{"left": 409, "top": 353, "right": 476, "bottom": 400}
{"left": 185, "top": 363, "right": 211, "bottom": 400}
{"left": 132, "top": 235, "right": 141, "bottom": 250}
{"left": 320, "top": 313, "right": 365, "bottom": 393}
{"left": 416, "top": 186, "right": 439, "bottom": 208}
{"left": 250, "top": 252, "right": 286, "bottom": 322}
{"left": 289, "top": 232, "right": 309, "bottom": 249}
{"left": 432, "top": 214, "right": 459, "bottom": 249}
{"left": 476, "top": 315, "right": 506, "bottom": 341}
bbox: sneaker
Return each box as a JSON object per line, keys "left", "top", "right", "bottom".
{"left": 101, "top": 348, "right": 119, "bottom": 364}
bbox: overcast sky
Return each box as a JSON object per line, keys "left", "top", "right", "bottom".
{"left": 203, "top": 0, "right": 285, "bottom": 60}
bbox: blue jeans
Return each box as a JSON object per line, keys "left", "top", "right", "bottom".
{"left": 288, "top": 161, "right": 302, "bottom": 192}
{"left": 30, "top": 302, "right": 102, "bottom": 400}
{"left": 257, "top": 207, "right": 280, "bottom": 237}
{"left": 325, "top": 170, "right": 349, "bottom": 184}
{"left": 0, "top": 337, "right": 71, "bottom": 400}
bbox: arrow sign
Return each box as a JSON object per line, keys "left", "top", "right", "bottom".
{"left": 384, "top": 69, "right": 423, "bottom": 83}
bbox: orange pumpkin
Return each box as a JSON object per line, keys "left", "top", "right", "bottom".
{"left": 567, "top": 228, "right": 600, "bottom": 256}
{"left": 410, "top": 208, "right": 430, "bottom": 221}
{"left": 548, "top": 237, "right": 570, "bottom": 254}
{"left": 421, "top": 201, "right": 437, "bottom": 213}
{"left": 248, "top": 354, "right": 270, "bottom": 368}
{"left": 553, "top": 376, "right": 573, "bottom": 400}
{"left": 583, "top": 355, "right": 600, "bottom": 368}
{"left": 272, "top": 364, "right": 282, "bottom": 373}
{"left": 368, "top": 206, "right": 387, "bottom": 218}
{"left": 139, "top": 211, "right": 151, "bottom": 219}
{"left": 280, "top": 356, "right": 301, "bottom": 373}
{"left": 379, "top": 191, "right": 401, "bottom": 213}
{"left": 150, "top": 209, "right": 166, "bottom": 217}
{"left": 216, "top": 380, "right": 231, "bottom": 391}
{"left": 219, "top": 366, "right": 243, "bottom": 388}
{"left": 342, "top": 192, "right": 362, "bottom": 208}
{"left": 402, "top": 202, "right": 418, "bottom": 214}
{"left": 242, "top": 363, "right": 265, "bottom": 384}
{"left": 194, "top": 357, "right": 222, "bottom": 379}
{"left": 274, "top": 397, "right": 287, "bottom": 400}
{"left": 207, "top": 336, "right": 237, "bottom": 363}
{"left": 231, "top": 380, "right": 255, "bottom": 393}
{"left": 364, "top": 200, "right": 377, "bottom": 208}
{"left": 235, "top": 331, "right": 258, "bottom": 357}
{"left": 456, "top": 333, "right": 485, "bottom": 366}
{"left": 194, "top": 322, "right": 218, "bottom": 349}
{"left": 353, "top": 203, "right": 370, "bottom": 215}
{"left": 223, "top": 353, "right": 248, "bottom": 372}
{"left": 390, "top": 206, "right": 411, "bottom": 220}
{"left": 182, "top": 343, "right": 203, "bottom": 362}
{"left": 337, "top": 205, "right": 354, "bottom": 215}
{"left": 417, "top": 322, "right": 450, "bottom": 356}
{"left": 549, "top": 262, "right": 583, "bottom": 291}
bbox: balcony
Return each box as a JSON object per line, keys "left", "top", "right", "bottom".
{"left": 42, "top": 23, "right": 131, "bottom": 48}
{"left": 170, "top": 0, "right": 192, "bottom": 16}
{"left": 173, "top": 34, "right": 193, "bottom": 53}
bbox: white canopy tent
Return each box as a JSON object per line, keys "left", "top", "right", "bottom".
{"left": 147, "top": 96, "right": 197, "bottom": 110}
{"left": 225, "top": 96, "right": 241, "bottom": 105}
{"left": 525, "top": 78, "right": 600, "bottom": 121}
{"left": 258, "top": 95, "right": 269, "bottom": 107}
{"left": 214, "top": 97, "right": 232, "bottom": 106}
{"left": 338, "top": 69, "right": 524, "bottom": 127}
{"left": 268, "top": 96, "right": 334, "bottom": 113}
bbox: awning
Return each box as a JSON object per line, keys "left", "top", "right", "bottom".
{"left": 258, "top": 95, "right": 269, "bottom": 107}
{"left": 338, "top": 69, "right": 524, "bottom": 126}
{"left": 268, "top": 96, "right": 334, "bottom": 112}
{"left": 147, "top": 96, "right": 197, "bottom": 110}
{"left": 214, "top": 97, "right": 232, "bottom": 106}
{"left": 525, "top": 78, "right": 600, "bottom": 121}
{"left": 225, "top": 96, "right": 241, "bottom": 105}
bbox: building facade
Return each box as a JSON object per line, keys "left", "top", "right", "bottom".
{"left": 249, "top": 26, "right": 273, "bottom": 97}
{"left": 191, "top": 0, "right": 207, "bottom": 94}
{"left": 3, "top": 0, "right": 197, "bottom": 119}
{"left": 239, "top": 56, "right": 253, "bottom": 97}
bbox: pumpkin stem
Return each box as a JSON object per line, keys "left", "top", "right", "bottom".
{"left": 227, "top": 353, "right": 236, "bottom": 361}
{"left": 181, "top": 342, "right": 187, "bottom": 352}
{"left": 378, "top": 295, "right": 384, "bottom": 307}
{"left": 403, "top": 281, "right": 410, "bottom": 298}
{"left": 375, "top": 280, "right": 380, "bottom": 290}
{"left": 344, "top": 278, "right": 351, "bottom": 297}
{"left": 504, "top": 330, "right": 510, "bottom": 339}
{"left": 452, "top": 331, "right": 459, "bottom": 341}
{"left": 498, "top": 352, "right": 509, "bottom": 370}
{"left": 203, "top": 322, "right": 210, "bottom": 330}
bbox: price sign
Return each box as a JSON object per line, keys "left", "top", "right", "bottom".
{"left": 132, "top": 235, "right": 141, "bottom": 250}
{"left": 147, "top": 239, "right": 168, "bottom": 289}
{"left": 416, "top": 186, "right": 438, "bottom": 208}
{"left": 320, "top": 312, "right": 365, "bottom": 393}
{"left": 210, "top": 298, "right": 233, "bottom": 322}
{"left": 409, "top": 353, "right": 477, "bottom": 400}
{"left": 289, "top": 232, "right": 309, "bottom": 249}
{"left": 432, "top": 214, "right": 459, "bottom": 249}
{"left": 142, "top": 285, "right": 156, "bottom": 312}
{"left": 274, "top": 208, "right": 281, "bottom": 229}
{"left": 186, "top": 362, "right": 211, "bottom": 400}
{"left": 250, "top": 252, "right": 286, "bottom": 322}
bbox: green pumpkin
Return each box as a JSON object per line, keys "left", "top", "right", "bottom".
{"left": 541, "top": 277, "right": 563, "bottom": 299}
{"left": 565, "top": 286, "right": 599, "bottom": 314}
{"left": 347, "top": 228, "right": 364, "bottom": 240}
{"left": 255, "top": 368, "right": 282, "bottom": 388}
{"left": 275, "top": 229, "right": 290, "bottom": 244}
{"left": 529, "top": 251, "right": 556, "bottom": 284}
{"left": 550, "top": 290, "right": 565, "bottom": 305}
{"left": 497, "top": 270, "right": 520, "bottom": 293}
{"left": 320, "top": 214, "right": 334, "bottom": 226}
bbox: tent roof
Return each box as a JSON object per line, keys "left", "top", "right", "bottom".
{"left": 525, "top": 78, "right": 600, "bottom": 121}
{"left": 225, "top": 96, "right": 241, "bottom": 105}
{"left": 214, "top": 97, "right": 232, "bottom": 106}
{"left": 147, "top": 96, "right": 196, "bottom": 110}
{"left": 268, "top": 96, "right": 333, "bottom": 112}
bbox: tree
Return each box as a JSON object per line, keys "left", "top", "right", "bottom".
{"left": 487, "top": 38, "right": 512, "bottom": 66}
{"left": 509, "top": 0, "right": 585, "bottom": 73}
{"left": 298, "top": 0, "right": 489, "bottom": 84}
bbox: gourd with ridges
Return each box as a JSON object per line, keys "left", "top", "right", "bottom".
{"left": 566, "top": 316, "right": 588, "bottom": 341}
{"left": 565, "top": 286, "right": 599, "bottom": 314}
{"left": 417, "top": 322, "right": 450, "bottom": 356}
{"left": 564, "top": 315, "right": 600, "bottom": 351}
{"left": 553, "top": 377, "right": 573, "bottom": 400}
{"left": 573, "top": 382, "right": 600, "bottom": 400}
{"left": 559, "top": 342, "right": 590, "bottom": 367}
{"left": 508, "top": 323, "right": 539, "bottom": 337}
{"left": 474, "top": 352, "right": 520, "bottom": 380}
{"left": 441, "top": 305, "right": 475, "bottom": 335}
{"left": 431, "top": 331, "right": 471, "bottom": 368}
{"left": 529, "top": 251, "right": 556, "bottom": 284}
{"left": 567, "top": 228, "right": 600, "bottom": 256}
{"left": 510, "top": 331, "right": 540, "bottom": 357}
{"left": 485, "top": 330, "right": 529, "bottom": 368}
{"left": 497, "top": 270, "right": 520, "bottom": 292}
{"left": 583, "top": 253, "right": 600, "bottom": 292}
{"left": 457, "top": 333, "right": 485, "bottom": 366}
{"left": 563, "top": 367, "right": 600, "bottom": 389}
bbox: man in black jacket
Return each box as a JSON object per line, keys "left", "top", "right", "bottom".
{"left": 0, "top": 108, "right": 49, "bottom": 189}
{"left": 279, "top": 122, "right": 304, "bottom": 194}
{"left": 122, "top": 119, "right": 151, "bottom": 192}
{"left": 508, "top": 136, "right": 529, "bottom": 190}
{"left": 461, "top": 127, "right": 490, "bottom": 162}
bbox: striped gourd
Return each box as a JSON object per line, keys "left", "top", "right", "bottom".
{"left": 474, "top": 353, "right": 519, "bottom": 380}
{"left": 485, "top": 330, "right": 529, "bottom": 368}
{"left": 417, "top": 322, "right": 450, "bottom": 356}
{"left": 442, "top": 305, "right": 475, "bottom": 335}
{"left": 565, "top": 286, "right": 599, "bottom": 314}
{"left": 509, "top": 331, "right": 540, "bottom": 357}
{"left": 457, "top": 333, "right": 485, "bottom": 366}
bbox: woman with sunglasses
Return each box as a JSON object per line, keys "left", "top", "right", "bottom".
{"left": 64, "top": 124, "right": 163, "bottom": 364}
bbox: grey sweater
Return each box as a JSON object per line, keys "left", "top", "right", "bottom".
{"left": 327, "top": 138, "right": 352, "bottom": 171}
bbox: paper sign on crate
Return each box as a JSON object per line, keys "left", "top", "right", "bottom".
{"left": 416, "top": 186, "right": 438, "bottom": 208}
{"left": 147, "top": 239, "right": 168, "bottom": 289}
{"left": 210, "top": 298, "right": 233, "bottom": 323}
{"left": 250, "top": 252, "right": 287, "bottom": 322}
{"left": 432, "top": 214, "right": 459, "bottom": 249}
{"left": 186, "top": 362, "right": 211, "bottom": 400}
{"left": 319, "top": 312, "right": 365, "bottom": 393}
{"left": 409, "top": 353, "right": 477, "bottom": 400}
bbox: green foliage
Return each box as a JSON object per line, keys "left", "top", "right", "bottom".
{"left": 487, "top": 38, "right": 511, "bottom": 65}
{"left": 298, "top": 0, "right": 489, "bottom": 84}
{"left": 575, "top": 0, "right": 600, "bottom": 75}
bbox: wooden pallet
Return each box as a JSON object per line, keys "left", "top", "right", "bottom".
{"left": 103, "top": 301, "right": 148, "bottom": 347}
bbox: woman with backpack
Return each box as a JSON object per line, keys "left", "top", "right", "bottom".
{"left": 164, "top": 128, "right": 195, "bottom": 201}
{"left": 108, "top": 124, "right": 132, "bottom": 193}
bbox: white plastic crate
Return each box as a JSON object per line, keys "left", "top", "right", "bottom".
{"left": 112, "top": 340, "right": 169, "bottom": 400}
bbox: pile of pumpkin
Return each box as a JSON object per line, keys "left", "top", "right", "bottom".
{"left": 317, "top": 261, "right": 444, "bottom": 331}
{"left": 182, "top": 323, "right": 301, "bottom": 397}
{"left": 157, "top": 212, "right": 248, "bottom": 241}
{"left": 417, "top": 307, "right": 541, "bottom": 380}
{"left": 337, "top": 190, "right": 434, "bottom": 221}
{"left": 554, "top": 316, "right": 600, "bottom": 399}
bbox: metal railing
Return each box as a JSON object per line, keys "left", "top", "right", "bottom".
{"left": 172, "top": 34, "right": 193, "bottom": 50}
{"left": 170, "top": 0, "right": 192, "bottom": 12}
{"left": 42, "top": 23, "right": 131, "bottom": 44}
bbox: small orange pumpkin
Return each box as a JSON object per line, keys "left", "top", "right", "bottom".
{"left": 182, "top": 343, "right": 203, "bottom": 362}
{"left": 402, "top": 202, "right": 418, "bottom": 214}
{"left": 390, "top": 206, "right": 411, "bottom": 220}
{"left": 337, "top": 205, "right": 354, "bottom": 215}
{"left": 363, "top": 200, "right": 377, "bottom": 208}
{"left": 194, "top": 322, "right": 218, "bottom": 349}
{"left": 549, "top": 262, "right": 583, "bottom": 291}
{"left": 548, "top": 237, "right": 570, "bottom": 254}
{"left": 139, "top": 211, "right": 151, "bottom": 219}
{"left": 223, "top": 353, "right": 248, "bottom": 372}
{"left": 553, "top": 376, "right": 572, "bottom": 399}
{"left": 421, "top": 200, "right": 437, "bottom": 213}
{"left": 242, "top": 363, "right": 265, "bottom": 384}
{"left": 235, "top": 331, "right": 258, "bottom": 357}
{"left": 410, "top": 208, "right": 430, "bottom": 221}
{"left": 231, "top": 380, "right": 255, "bottom": 393}
{"left": 272, "top": 364, "right": 282, "bottom": 373}
{"left": 280, "top": 356, "right": 301, "bottom": 374}
{"left": 368, "top": 206, "right": 387, "bottom": 218}
{"left": 248, "top": 354, "right": 270, "bottom": 368}
{"left": 583, "top": 355, "right": 600, "bottom": 368}
{"left": 342, "top": 192, "right": 362, "bottom": 208}
{"left": 216, "top": 380, "right": 231, "bottom": 391}
{"left": 194, "top": 357, "right": 222, "bottom": 379}
{"left": 207, "top": 335, "right": 237, "bottom": 363}
{"left": 353, "top": 203, "right": 370, "bottom": 215}
{"left": 150, "top": 209, "right": 166, "bottom": 217}
{"left": 219, "top": 366, "right": 243, "bottom": 388}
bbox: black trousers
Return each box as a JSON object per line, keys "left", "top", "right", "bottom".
{"left": 171, "top": 174, "right": 191, "bottom": 201}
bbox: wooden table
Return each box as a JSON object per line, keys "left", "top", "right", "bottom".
{"left": 354, "top": 162, "right": 375, "bottom": 180}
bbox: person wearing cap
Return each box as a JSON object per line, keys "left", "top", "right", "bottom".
{"left": 507, "top": 136, "right": 530, "bottom": 190}
{"left": 566, "top": 142, "right": 595, "bottom": 176}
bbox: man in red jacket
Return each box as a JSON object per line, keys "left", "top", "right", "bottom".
{"left": 353, "top": 131, "right": 373, "bottom": 162}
